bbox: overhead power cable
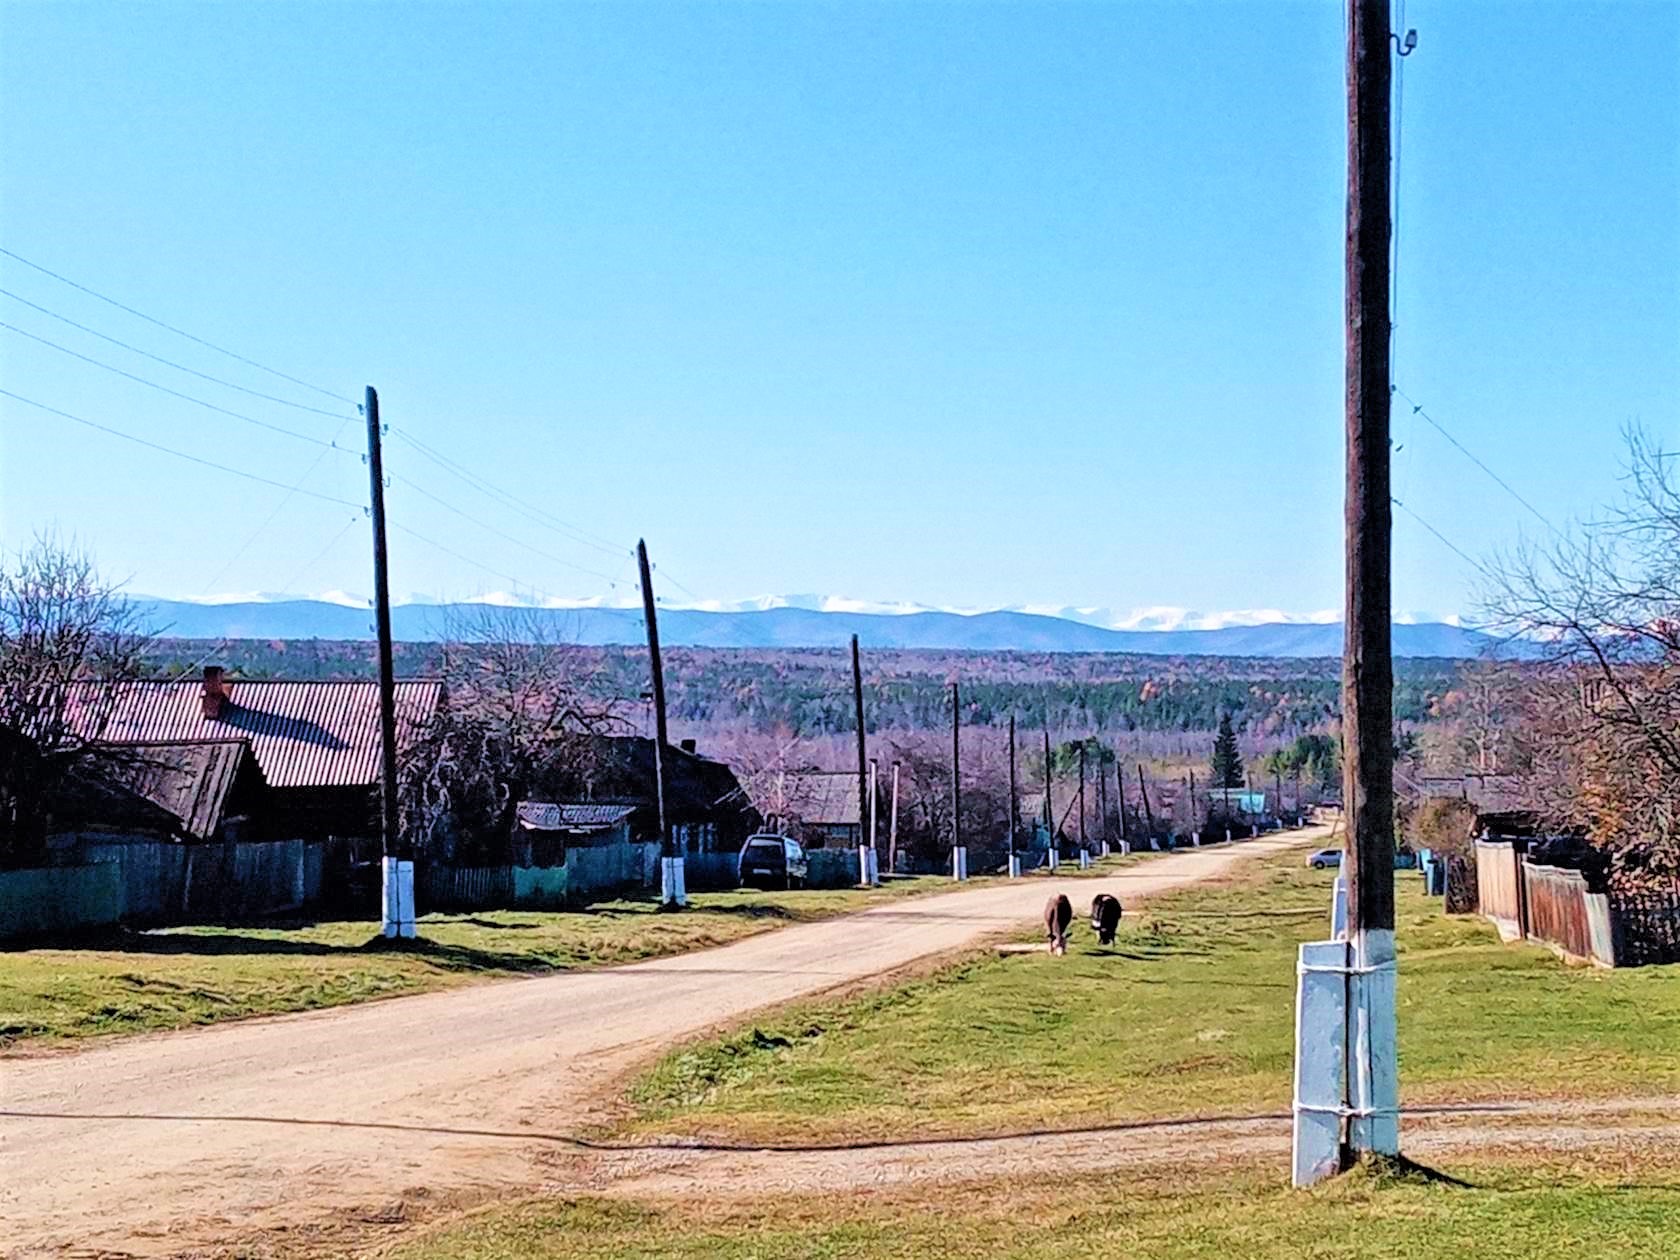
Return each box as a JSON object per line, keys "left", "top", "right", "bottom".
{"left": 1392, "top": 386, "right": 1560, "bottom": 537}
{"left": 0, "top": 388, "right": 363, "bottom": 509}
{"left": 0, "top": 246, "right": 353, "bottom": 404}
{"left": 1392, "top": 497, "right": 1491, "bottom": 577}
{"left": 1, "top": 321, "right": 355, "bottom": 453}
{"left": 388, "top": 427, "right": 627, "bottom": 560}
{"left": 0, "top": 288, "right": 351, "bottom": 419}
{"left": 390, "top": 474, "right": 625, "bottom": 585}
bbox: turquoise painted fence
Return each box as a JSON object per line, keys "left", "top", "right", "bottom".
{"left": 0, "top": 864, "right": 124, "bottom": 940}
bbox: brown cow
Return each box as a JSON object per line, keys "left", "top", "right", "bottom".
{"left": 1090, "top": 893, "right": 1122, "bottom": 945}
{"left": 1044, "top": 893, "right": 1072, "bottom": 955}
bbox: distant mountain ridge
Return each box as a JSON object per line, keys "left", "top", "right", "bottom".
{"left": 134, "top": 598, "right": 1529, "bottom": 659}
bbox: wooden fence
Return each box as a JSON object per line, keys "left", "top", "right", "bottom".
{"left": 1475, "top": 840, "right": 1679, "bottom": 968}
{"left": 1, "top": 837, "right": 334, "bottom": 941}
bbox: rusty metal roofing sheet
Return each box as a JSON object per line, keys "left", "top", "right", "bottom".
{"left": 83, "top": 680, "right": 441, "bottom": 789}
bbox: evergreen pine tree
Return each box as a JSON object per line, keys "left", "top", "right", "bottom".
{"left": 1210, "top": 710, "right": 1244, "bottom": 788}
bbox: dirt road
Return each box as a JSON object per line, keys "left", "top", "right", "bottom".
{"left": 1, "top": 830, "right": 1319, "bottom": 1258}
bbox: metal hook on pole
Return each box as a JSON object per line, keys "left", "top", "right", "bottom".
{"left": 1391, "top": 28, "right": 1417, "bottom": 55}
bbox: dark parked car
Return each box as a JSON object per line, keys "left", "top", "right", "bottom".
{"left": 737, "top": 834, "right": 810, "bottom": 890}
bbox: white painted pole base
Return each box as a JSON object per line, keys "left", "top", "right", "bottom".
{"left": 951, "top": 846, "right": 968, "bottom": 880}
{"left": 1007, "top": 853, "right": 1021, "bottom": 878}
{"left": 1292, "top": 938, "right": 1349, "bottom": 1186}
{"left": 1078, "top": 850, "right": 1091, "bottom": 870}
{"left": 867, "top": 847, "right": 879, "bottom": 885}
{"left": 858, "top": 844, "right": 871, "bottom": 887}
{"left": 1099, "top": 840, "right": 1111, "bottom": 857}
{"left": 1226, "top": 828, "right": 1233, "bottom": 844}
{"left": 661, "top": 855, "right": 687, "bottom": 906}
{"left": 1192, "top": 831, "right": 1201, "bottom": 847}
{"left": 381, "top": 857, "right": 416, "bottom": 939}
{"left": 1046, "top": 847, "right": 1060, "bottom": 871}
{"left": 1330, "top": 875, "right": 1348, "bottom": 941}
{"left": 1348, "top": 927, "right": 1400, "bottom": 1157}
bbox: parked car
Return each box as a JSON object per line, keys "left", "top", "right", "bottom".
{"left": 1307, "top": 848, "right": 1343, "bottom": 869}
{"left": 738, "top": 834, "right": 810, "bottom": 890}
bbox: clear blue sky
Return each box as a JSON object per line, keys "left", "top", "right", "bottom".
{"left": 2, "top": 1, "right": 1675, "bottom": 622}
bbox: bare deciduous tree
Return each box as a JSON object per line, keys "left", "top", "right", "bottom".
{"left": 400, "top": 605, "right": 631, "bottom": 862}
{"left": 1483, "top": 425, "right": 1680, "bottom": 886}
{"left": 0, "top": 536, "right": 152, "bottom": 861}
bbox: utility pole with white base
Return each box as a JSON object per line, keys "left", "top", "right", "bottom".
{"left": 949, "top": 681, "right": 966, "bottom": 880}
{"left": 638, "top": 540, "right": 683, "bottom": 908}
{"left": 365, "top": 387, "right": 413, "bottom": 940}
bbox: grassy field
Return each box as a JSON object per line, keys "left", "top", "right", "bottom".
{"left": 391, "top": 1157, "right": 1680, "bottom": 1260}
{"left": 0, "top": 878, "right": 958, "bottom": 1046}
{"left": 623, "top": 850, "right": 1680, "bottom": 1145}
{"left": 0, "top": 850, "right": 1147, "bottom": 1047}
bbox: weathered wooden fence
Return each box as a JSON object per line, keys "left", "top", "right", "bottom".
{"left": 1475, "top": 842, "right": 1680, "bottom": 968}
{"left": 1522, "top": 862, "right": 1615, "bottom": 966}
{"left": 1474, "top": 840, "right": 1525, "bottom": 940}
{"left": 1, "top": 838, "right": 334, "bottom": 941}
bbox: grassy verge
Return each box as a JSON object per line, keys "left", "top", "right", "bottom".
{"left": 390, "top": 1157, "right": 1680, "bottom": 1260}
{"left": 0, "top": 878, "right": 955, "bottom": 1046}
{"left": 624, "top": 850, "right": 1680, "bottom": 1145}
{"left": 0, "top": 848, "right": 1150, "bottom": 1048}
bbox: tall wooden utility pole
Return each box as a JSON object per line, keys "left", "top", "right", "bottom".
{"left": 1189, "top": 767, "right": 1198, "bottom": 840}
{"left": 1137, "top": 764, "right": 1155, "bottom": 845}
{"left": 1042, "top": 725, "right": 1054, "bottom": 842}
{"left": 1007, "top": 714, "right": 1019, "bottom": 872}
{"left": 851, "top": 636, "right": 871, "bottom": 886}
{"left": 638, "top": 540, "right": 681, "bottom": 907}
{"left": 366, "top": 387, "right": 411, "bottom": 939}
{"left": 950, "top": 681, "right": 965, "bottom": 878}
{"left": 888, "top": 761, "right": 901, "bottom": 874}
{"left": 1116, "top": 761, "right": 1129, "bottom": 847}
{"left": 1077, "top": 743, "right": 1087, "bottom": 852}
{"left": 1342, "top": 0, "right": 1398, "bottom": 1163}
{"left": 1097, "top": 748, "right": 1110, "bottom": 851}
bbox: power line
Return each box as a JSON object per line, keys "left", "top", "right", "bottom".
{"left": 0, "top": 288, "right": 352, "bottom": 419}
{"left": 387, "top": 427, "right": 627, "bottom": 560}
{"left": 1392, "top": 386, "right": 1561, "bottom": 536}
{"left": 0, "top": 388, "right": 363, "bottom": 509}
{"left": 200, "top": 418, "right": 360, "bottom": 594}
{"left": 0, "top": 246, "right": 352, "bottom": 404}
{"left": 1, "top": 320, "right": 354, "bottom": 453}
{"left": 389, "top": 474, "right": 625, "bottom": 585}
{"left": 1392, "top": 496, "right": 1490, "bottom": 576}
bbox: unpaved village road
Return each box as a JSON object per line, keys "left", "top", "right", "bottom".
{"left": 1, "top": 830, "right": 1320, "bottom": 1258}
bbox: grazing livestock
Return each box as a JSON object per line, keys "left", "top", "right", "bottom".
{"left": 1090, "top": 893, "right": 1123, "bottom": 945}
{"left": 1044, "top": 893, "right": 1073, "bottom": 955}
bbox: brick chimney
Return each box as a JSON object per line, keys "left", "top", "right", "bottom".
{"left": 201, "top": 666, "right": 230, "bottom": 720}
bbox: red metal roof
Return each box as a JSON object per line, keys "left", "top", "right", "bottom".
{"left": 82, "top": 680, "right": 441, "bottom": 790}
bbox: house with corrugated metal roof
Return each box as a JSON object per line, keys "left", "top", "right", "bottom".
{"left": 751, "top": 770, "right": 864, "bottom": 848}
{"left": 76, "top": 667, "right": 441, "bottom": 842}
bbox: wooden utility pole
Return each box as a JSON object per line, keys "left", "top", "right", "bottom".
{"left": 1098, "top": 748, "right": 1110, "bottom": 849}
{"left": 365, "top": 387, "right": 411, "bottom": 939}
{"left": 1007, "top": 714, "right": 1019, "bottom": 868}
{"left": 1341, "top": 0, "right": 1398, "bottom": 1163}
{"left": 1042, "top": 725, "right": 1054, "bottom": 842}
{"left": 638, "top": 540, "right": 681, "bottom": 907}
{"left": 1116, "top": 761, "right": 1129, "bottom": 847}
{"left": 950, "top": 681, "right": 965, "bottom": 878}
{"left": 851, "top": 636, "right": 870, "bottom": 883}
{"left": 888, "top": 761, "right": 901, "bottom": 873}
{"left": 1137, "top": 764, "right": 1155, "bottom": 844}
{"left": 1077, "top": 743, "right": 1087, "bottom": 851}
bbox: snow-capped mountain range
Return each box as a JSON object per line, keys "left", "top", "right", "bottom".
{"left": 132, "top": 591, "right": 1511, "bottom": 659}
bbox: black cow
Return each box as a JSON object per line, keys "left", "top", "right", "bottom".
{"left": 1044, "top": 893, "right": 1072, "bottom": 956}
{"left": 1090, "top": 893, "right": 1123, "bottom": 945}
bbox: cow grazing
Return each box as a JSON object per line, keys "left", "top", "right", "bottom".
{"left": 1045, "top": 893, "right": 1073, "bottom": 955}
{"left": 1090, "top": 893, "right": 1123, "bottom": 945}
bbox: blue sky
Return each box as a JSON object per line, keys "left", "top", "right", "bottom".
{"left": 2, "top": 1, "right": 1675, "bottom": 625}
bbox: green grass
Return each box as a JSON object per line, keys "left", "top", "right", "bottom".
{"left": 0, "top": 878, "right": 962, "bottom": 1046}
{"left": 391, "top": 1158, "right": 1680, "bottom": 1260}
{"left": 624, "top": 851, "right": 1680, "bottom": 1145}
